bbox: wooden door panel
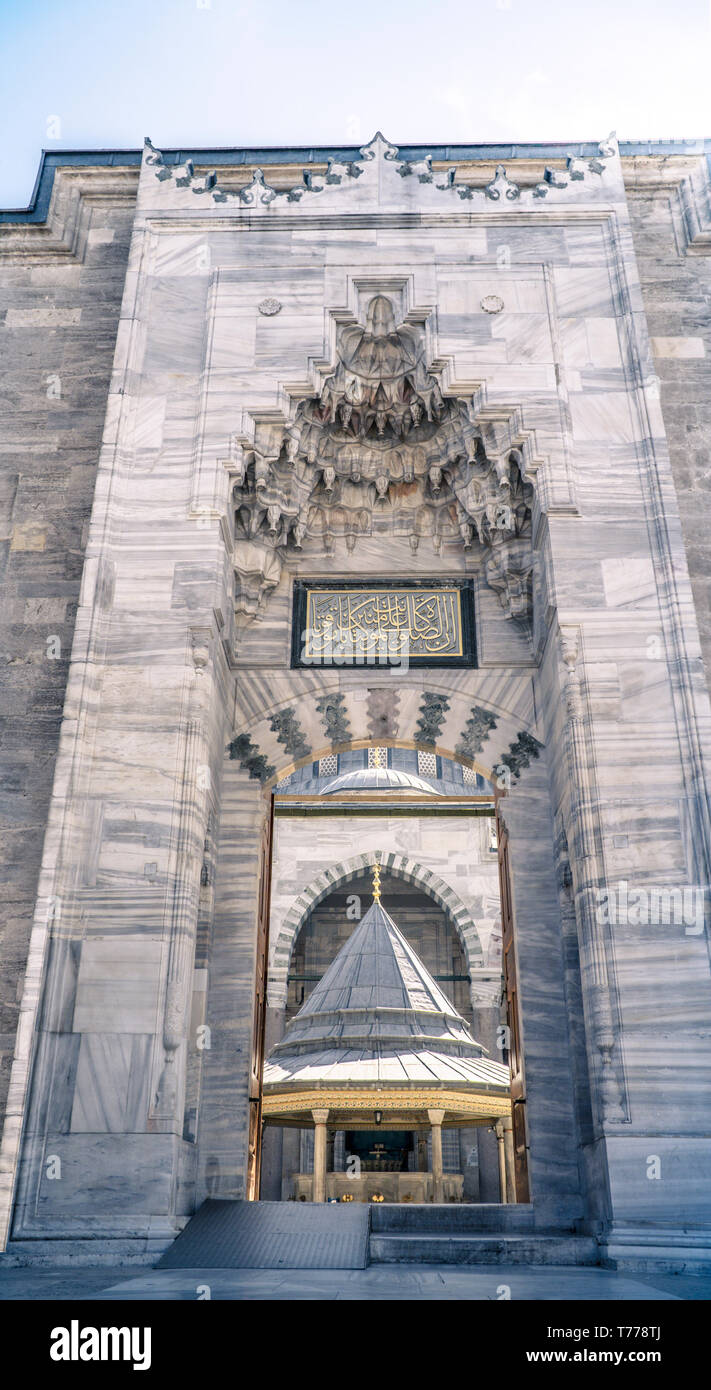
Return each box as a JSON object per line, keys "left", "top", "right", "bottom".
{"left": 246, "top": 798, "right": 274, "bottom": 1201}
{"left": 495, "top": 801, "right": 530, "bottom": 1203}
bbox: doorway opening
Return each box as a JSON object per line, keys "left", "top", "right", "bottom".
{"left": 252, "top": 745, "right": 530, "bottom": 1205}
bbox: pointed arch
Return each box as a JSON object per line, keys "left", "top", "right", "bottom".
{"left": 229, "top": 671, "right": 544, "bottom": 791}
{"left": 268, "top": 848, "right": 486, "bottom": 1008}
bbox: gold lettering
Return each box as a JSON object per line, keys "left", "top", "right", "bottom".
{"left": 304, "top": 588, "right": 463, "bottom": 659}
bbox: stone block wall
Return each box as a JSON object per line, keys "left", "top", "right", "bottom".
{"left": 625, "top": 154, "right": 711, "bottom": 679}
{"left": 0, "top": 167, "right": 137, "bottom": 1123}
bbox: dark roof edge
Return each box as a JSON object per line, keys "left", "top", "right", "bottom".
{"left": 3, "top": 139, "right": 711, "bottom": 224}
{"left": 0, "top": 149, "right": 142, "bottom": 224}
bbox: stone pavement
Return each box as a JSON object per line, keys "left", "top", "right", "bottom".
{"left": 1, "top": 1264, "right": 711, "bottom": 1301}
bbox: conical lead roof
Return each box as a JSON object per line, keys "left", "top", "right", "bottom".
{"left": 264, "top": 894, "right": 511, "bottom": 1091}
{"left": 300, "top": 899, "right": 463, "bottom": 1020}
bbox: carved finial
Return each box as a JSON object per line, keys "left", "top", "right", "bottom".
{"left": 372, "top": 860, "right": 382, "bottom": 903}
{"left": 143, "top": 137, "right": 165, "bottom": 169}
{"left": 302, "top": 168, "right": 322, "bottom": 192}
{"left": 543, "top": 166, "right": 568, "bottom": 189}
{"left": 190, "top": 626, "right": 211, "bottom": 673}
{"left": 359, "top": 132, "right": 400, "bottom": 163}
{"left": 566, "top": 155, "right": 588, "bottom": 181}
{"left": 240, "top": 168, "right": 278, "bottom": 207}
{"left": 560, "top": 625, "right": 580, "bottom": 669}
{"left": 485, "top": 165, "right": 520, "bottom": 202}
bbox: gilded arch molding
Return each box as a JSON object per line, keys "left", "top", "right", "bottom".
{"left": 268, "top": 849, "right": 486, "bottom": 1009}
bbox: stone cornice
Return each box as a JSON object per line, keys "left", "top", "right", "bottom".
{"left": 621, "top": 153, "right": 711, "bottom": 254}
{"left": 0, "top": 165, "right": 138, "bottom": 263}
{"left": 3, "top": 144, "right": 709, "bottom": 257}
{"left": 138, "top": 131, "right": 622, "bottom": 216}
{"left": 3, "top": 139, "right": 710, "bottom": 221}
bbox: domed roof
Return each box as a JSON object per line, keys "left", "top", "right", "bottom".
{"left": 321, "top": 766, "right": 440, "bottom": 796}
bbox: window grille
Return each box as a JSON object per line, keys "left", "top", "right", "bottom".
{"left": 332, "top": 1131, "right": 346, "bottom": 1172}
{"left": 300, "top": 1128, "right": 314, "bottom": 1174}
{"left": 368, "top": 746, "right": 388, "bottom": 768}
{"left": 318, "top": 754, "right": 338, "bottom": 778}
{"left": 417, "top": 750, "right": 437, "bottom": 777}
{"left": 443, "top": 1129, "right": 461, "bottom": 1173}
{"left": 421, "top": 1131, "right": 461, "bottom": 1173}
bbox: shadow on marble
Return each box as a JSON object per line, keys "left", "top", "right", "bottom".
{"left": 91, "top": 1266, "right": 687, "bottom": 1301}
{"left": 3, "top": 1262, "right": 711, "bottom": 1301}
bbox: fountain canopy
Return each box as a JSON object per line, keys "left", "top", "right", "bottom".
{"left": 262, "top": 868, "right": 511, "bottom": 1130}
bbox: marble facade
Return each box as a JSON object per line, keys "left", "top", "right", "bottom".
{"left": 1, "top": 135, "right": 711, "bottom": 1270}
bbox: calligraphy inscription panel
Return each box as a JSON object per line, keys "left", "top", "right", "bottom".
{"left": 291, "top": 580, "right": 476, "bottom": 668}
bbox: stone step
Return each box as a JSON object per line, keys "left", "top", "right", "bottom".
{"left": 370, "top": 1203, "right": 538, "bottom": 1234}
{"left": 369, "top": 1233, "right": 599, "bottom": 1266}
{"left": 0, "top": 1239, "right": 168, "bottom": 1268}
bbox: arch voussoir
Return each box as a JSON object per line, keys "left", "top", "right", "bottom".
{"left": 231, "top": 672, "right": 544, "bottom": 788}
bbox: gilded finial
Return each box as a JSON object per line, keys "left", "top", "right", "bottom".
{"left": 372, "top": 861, "right": 381, "bottom": 903}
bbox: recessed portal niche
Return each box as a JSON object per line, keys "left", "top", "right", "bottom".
{"left": 262, "top": 864, "right": 509, "bottom": 1204}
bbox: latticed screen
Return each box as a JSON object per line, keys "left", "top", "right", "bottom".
{"left": 318, "top": 755, "right": 338, "bottom": 778}
{"left": 462, "top": 765, "right": 477, "bottom": 784}
{"left": 417, "top": 750, "right": 437, "bottom": 777}
{"left": 409, "top": 1131, "right": 461, "bottom": 1172}
{"left": 442, "top": 1130, "right": 461, "bottom": 1172}
{"left": 300, "top": 1129, "right": 314, "bottom": 1174}
{"left": 368, "top": 747, "right": 388, "bottom": 768}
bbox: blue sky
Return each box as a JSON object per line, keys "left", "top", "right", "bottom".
{"left": 1, "top": 0, "right": 709, "bottom": 206}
